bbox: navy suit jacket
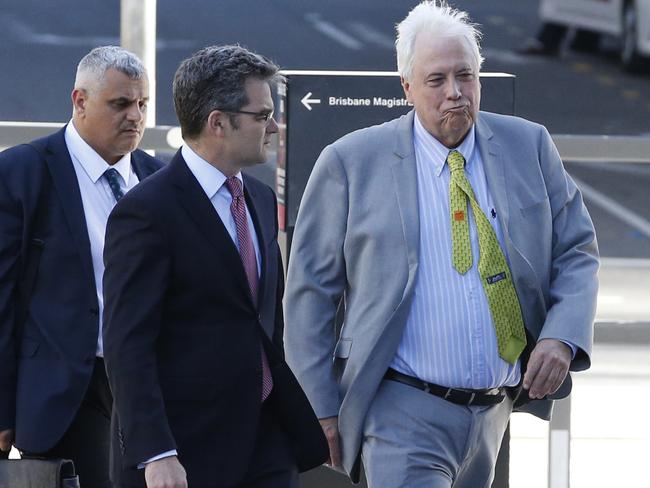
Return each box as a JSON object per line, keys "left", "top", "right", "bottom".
{"left": 0, "top": 126, "right": 163, "bottom": 452}
{"left": 102, "top": 151, "right": 327, "bottom": 487}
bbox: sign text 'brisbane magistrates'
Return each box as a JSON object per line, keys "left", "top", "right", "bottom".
{"left": 329, "top": 96, "right": 412, "bottom": 108}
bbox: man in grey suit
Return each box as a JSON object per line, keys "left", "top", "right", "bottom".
{"left": 284, "top": 1, "right": 599, "bottom": 487}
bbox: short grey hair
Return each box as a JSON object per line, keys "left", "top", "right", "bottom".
{"left": 173, "top": 44, "right": 283, "bottom": 139}
{"left": 396, "top": 1, "right": 484, "bottom": 80}
{"left": 74, "top": 45, "right": 146, "bottom": 89}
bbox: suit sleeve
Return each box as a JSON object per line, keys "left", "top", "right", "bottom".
{"left": 283, "top": 145, "right": 349, "bottom": 419}
{"left": 0, "top": 167, "right": 21, "bottom": 431}
{"left": 103, "top": 194, "right": 176, "bottom": 467}
{"left": 536, "top": 126, "right": 599, "bottom": 371}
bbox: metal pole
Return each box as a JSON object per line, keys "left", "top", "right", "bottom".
{"left": 120, "top": 0, "right": 157, "bottom": 127}
{"left": 548, "top": 397, "right": 571, "bottom": 488}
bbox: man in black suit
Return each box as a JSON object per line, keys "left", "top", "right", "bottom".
{"left": 0, "top": 46, "right": 162, "bottom": 487}
{"left": 102, "top": 45, "right": 327, "bottom": 488}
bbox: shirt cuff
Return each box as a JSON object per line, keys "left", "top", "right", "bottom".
{"left": 559, "top": 340, "right": 577, "bottom": 359}
{"left": 137, "top": 450, "right": 178, "bottom": 469}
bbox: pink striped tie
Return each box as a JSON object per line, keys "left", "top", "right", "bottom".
{"left": 225, "top": 176, "right": 273, "bottom": 401}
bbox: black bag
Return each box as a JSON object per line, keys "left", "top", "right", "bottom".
{"left": 0, "top": 458, "right": 80, "bottom": 488}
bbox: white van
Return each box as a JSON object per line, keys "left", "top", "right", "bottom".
{"left": 539, "top": 0, "right": 650, "bottom": 70}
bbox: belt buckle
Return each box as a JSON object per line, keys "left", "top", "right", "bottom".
{"left": 444, "top": 388, "right": 475, "bottom": 405}
{"left": 467, "top": 392, "right": 476, "bottom": 405}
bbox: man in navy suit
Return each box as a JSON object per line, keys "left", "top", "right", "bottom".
{"left": 102, "top": 45, "right": 327, "bottom": 488}
{"left": 0, "top": 46, "right": 162, "bottom": 488}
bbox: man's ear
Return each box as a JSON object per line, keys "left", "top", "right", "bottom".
{"left": 207, "top": 110, "right": 227, "bottom": 135}
{"left": 71, "top": 88, "right": 87, "bottom": 116}
{"left": 400, "top": 76, "right": 413, "bottom": 103}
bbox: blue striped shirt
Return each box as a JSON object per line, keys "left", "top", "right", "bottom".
{"left": 389, "top": 114, "right": 521, "bottom": 389}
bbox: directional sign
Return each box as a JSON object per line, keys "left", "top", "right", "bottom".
{"left": 300, "top": 92, "right": 321, "bottom": 110}
{"left": 276, "top": 70, "right": 515, "bottom": 242}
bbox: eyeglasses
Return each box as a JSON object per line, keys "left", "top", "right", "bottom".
{"left": 218, "top": 109, "right": 275, "bottom": 122}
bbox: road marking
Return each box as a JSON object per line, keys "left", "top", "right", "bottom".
{"left": 597, "top": 75, "right": 616, "bottom": 87}
{"left": 487, "top": 15, "right": 506, "bottom": 26}
{"left": 572, "top": 62, "right": 593, "bottom": 73}
{"left": 483, "top": 47, "right": 534, "bottom": 65}
{"left": 582, "top": 162, "right": 650, "bottom": 177}
{"left": 622, "top": 89, "right": 641, "bottom": 100}
{"left": 506, "top": 26, "right": 524, "bottom": 36}
{"left": 4, "top": 15, "right": 193, "bottom": 48}
{"left": 348, "top": 21, "right": 394, "bottom": 49}
{"left": 573, "top": 176, "right": 650, "bottom": 239}
{"left": 305, "top": 13, "right": 363, "bottom": 50}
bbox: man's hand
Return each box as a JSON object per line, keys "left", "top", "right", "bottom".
{"left": 144, "top": 456, "right": 187, "bottom": 488}
{"left": 523, "top": 339, "right": 572, "bottom": 399}
{"left": 0, "top": 429, "right": 14, "bottom": 452}
{"left": 319, "top": 416, "right": 343, "bottom": 471}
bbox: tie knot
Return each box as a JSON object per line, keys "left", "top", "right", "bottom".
{"left": 447, "top": 150, "right": 466, "bottom": 173}
{"left": 104, "top": 167, "right": 121, "bottom": 182}
{"left": 225, "top": 176, "right": 243, "bottom": 198}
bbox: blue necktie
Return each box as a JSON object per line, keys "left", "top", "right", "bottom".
{"left": 104, "top": 168, "right": 125, "bottom": 202}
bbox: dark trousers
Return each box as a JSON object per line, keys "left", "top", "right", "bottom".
{"left": 23, "top": 358, "right": 113, "bottom": 488}
{"left": 238, "top": 402, "right": 299, "bottom": 488}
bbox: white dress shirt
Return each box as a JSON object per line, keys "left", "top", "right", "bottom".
{"left": 140, "top": 144, "right": 262, "bottom": 467}
{"left": 389, "top": 114, "right": 521, "bottom": 389}
{"left": 65, "top": 122, "right": 139, "bottom": 357}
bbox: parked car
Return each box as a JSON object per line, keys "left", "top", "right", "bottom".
{"left": 539, "top": 0, "right": 650, "bottom": 71}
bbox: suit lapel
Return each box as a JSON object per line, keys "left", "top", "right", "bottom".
{"left": 131, "top": 150, "right": 159, "bottom": 180}
{"left": 476, "top": 114, "right": 538, "bottom": 331}
{"left": 44, "top": 128, "right": 95, "bottom": 285}
{"left": 475, "top": 115, "right": 511, "bottom": 235}
{"left": 390, "top": 111, "right": 420, "bottom": 268}
{"left": 169, "top": 151, "right": 255, "bottom": 305}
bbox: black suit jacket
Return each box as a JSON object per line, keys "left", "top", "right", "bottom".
{"left": 102, "top": 151, "right": 327, "bottom": 488}
{"left": 0, "top": 126, "right": 163, "bottom": 452}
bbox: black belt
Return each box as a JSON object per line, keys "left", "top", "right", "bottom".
{"left": 384, "top": 368, "right": 506, "bottom": 407}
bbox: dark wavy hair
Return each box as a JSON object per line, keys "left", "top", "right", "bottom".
{"left": 173, "top": 45, "right": 283, "bottom": 139}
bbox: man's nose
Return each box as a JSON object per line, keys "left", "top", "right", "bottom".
{"left": 126, "top": 103, "right": 145, "bottom": 122}
{"left": 266, "top": 116, "right": 279, "bottom": 134}
{"left": 446, "top": 79, "right": 461, "bottom": 99}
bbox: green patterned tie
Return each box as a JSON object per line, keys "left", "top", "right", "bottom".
{"left": 447, "top": 150, "right": 527, "bottom": 364}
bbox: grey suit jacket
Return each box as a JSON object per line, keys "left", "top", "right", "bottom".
{"left": 284, "top": 110, "right": 599, "bottom": 481}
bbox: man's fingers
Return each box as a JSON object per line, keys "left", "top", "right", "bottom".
{"left": 328, "top": 431, "right": 342, "bottom": 467}
{"left": 319, "top": 417, "right": 342, "bottom": 469}
{"left": 528, "top": 360, "right": 555, "bottom": 399}
{"left": 144, "top": 456, "right": 187, "bottom": 488}
{"left": 524, "top": 339, "right": 572, "bottom": 399}
{"left": 0, "top": 429, "right": 14, "bottom": 452}
{"left": 522, "top": 351, "right": 542, "bottom": 391}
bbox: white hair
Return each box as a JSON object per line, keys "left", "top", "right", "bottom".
{"left": 396, "top": 1, "right": 484, "bottom": 80}
{"left": 74, "top": 45, "right": 146, "bottom": 90}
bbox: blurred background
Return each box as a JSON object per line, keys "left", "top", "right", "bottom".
{"left": 0, "top": 1, "right": 648, "bottom": 486}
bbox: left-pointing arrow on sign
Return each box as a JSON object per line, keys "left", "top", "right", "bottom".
{"left": 301, "top": 92, "right": 321, "bottom": 111}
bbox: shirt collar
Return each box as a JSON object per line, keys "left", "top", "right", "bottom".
{"left": 413, "top": 113, "right": 477, "bottom": 177}
{"left": 181, "top": 144, "right": 244, "bottom": 199}
{"left": 65, "top": 121, "right": 133, "bottom": 184}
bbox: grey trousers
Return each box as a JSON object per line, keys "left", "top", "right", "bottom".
{"left": 362, "top": 379, "right": 512, "bottom": 488}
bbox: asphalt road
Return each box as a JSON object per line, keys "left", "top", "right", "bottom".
{"left": 1, "top": 0, "right": 648, "bottom": 255}
{"left": 1, "top": 0, "right": 649, "bottom": 133}
{"left": 1, "top": 2, "right": 648, "bottom": 487}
